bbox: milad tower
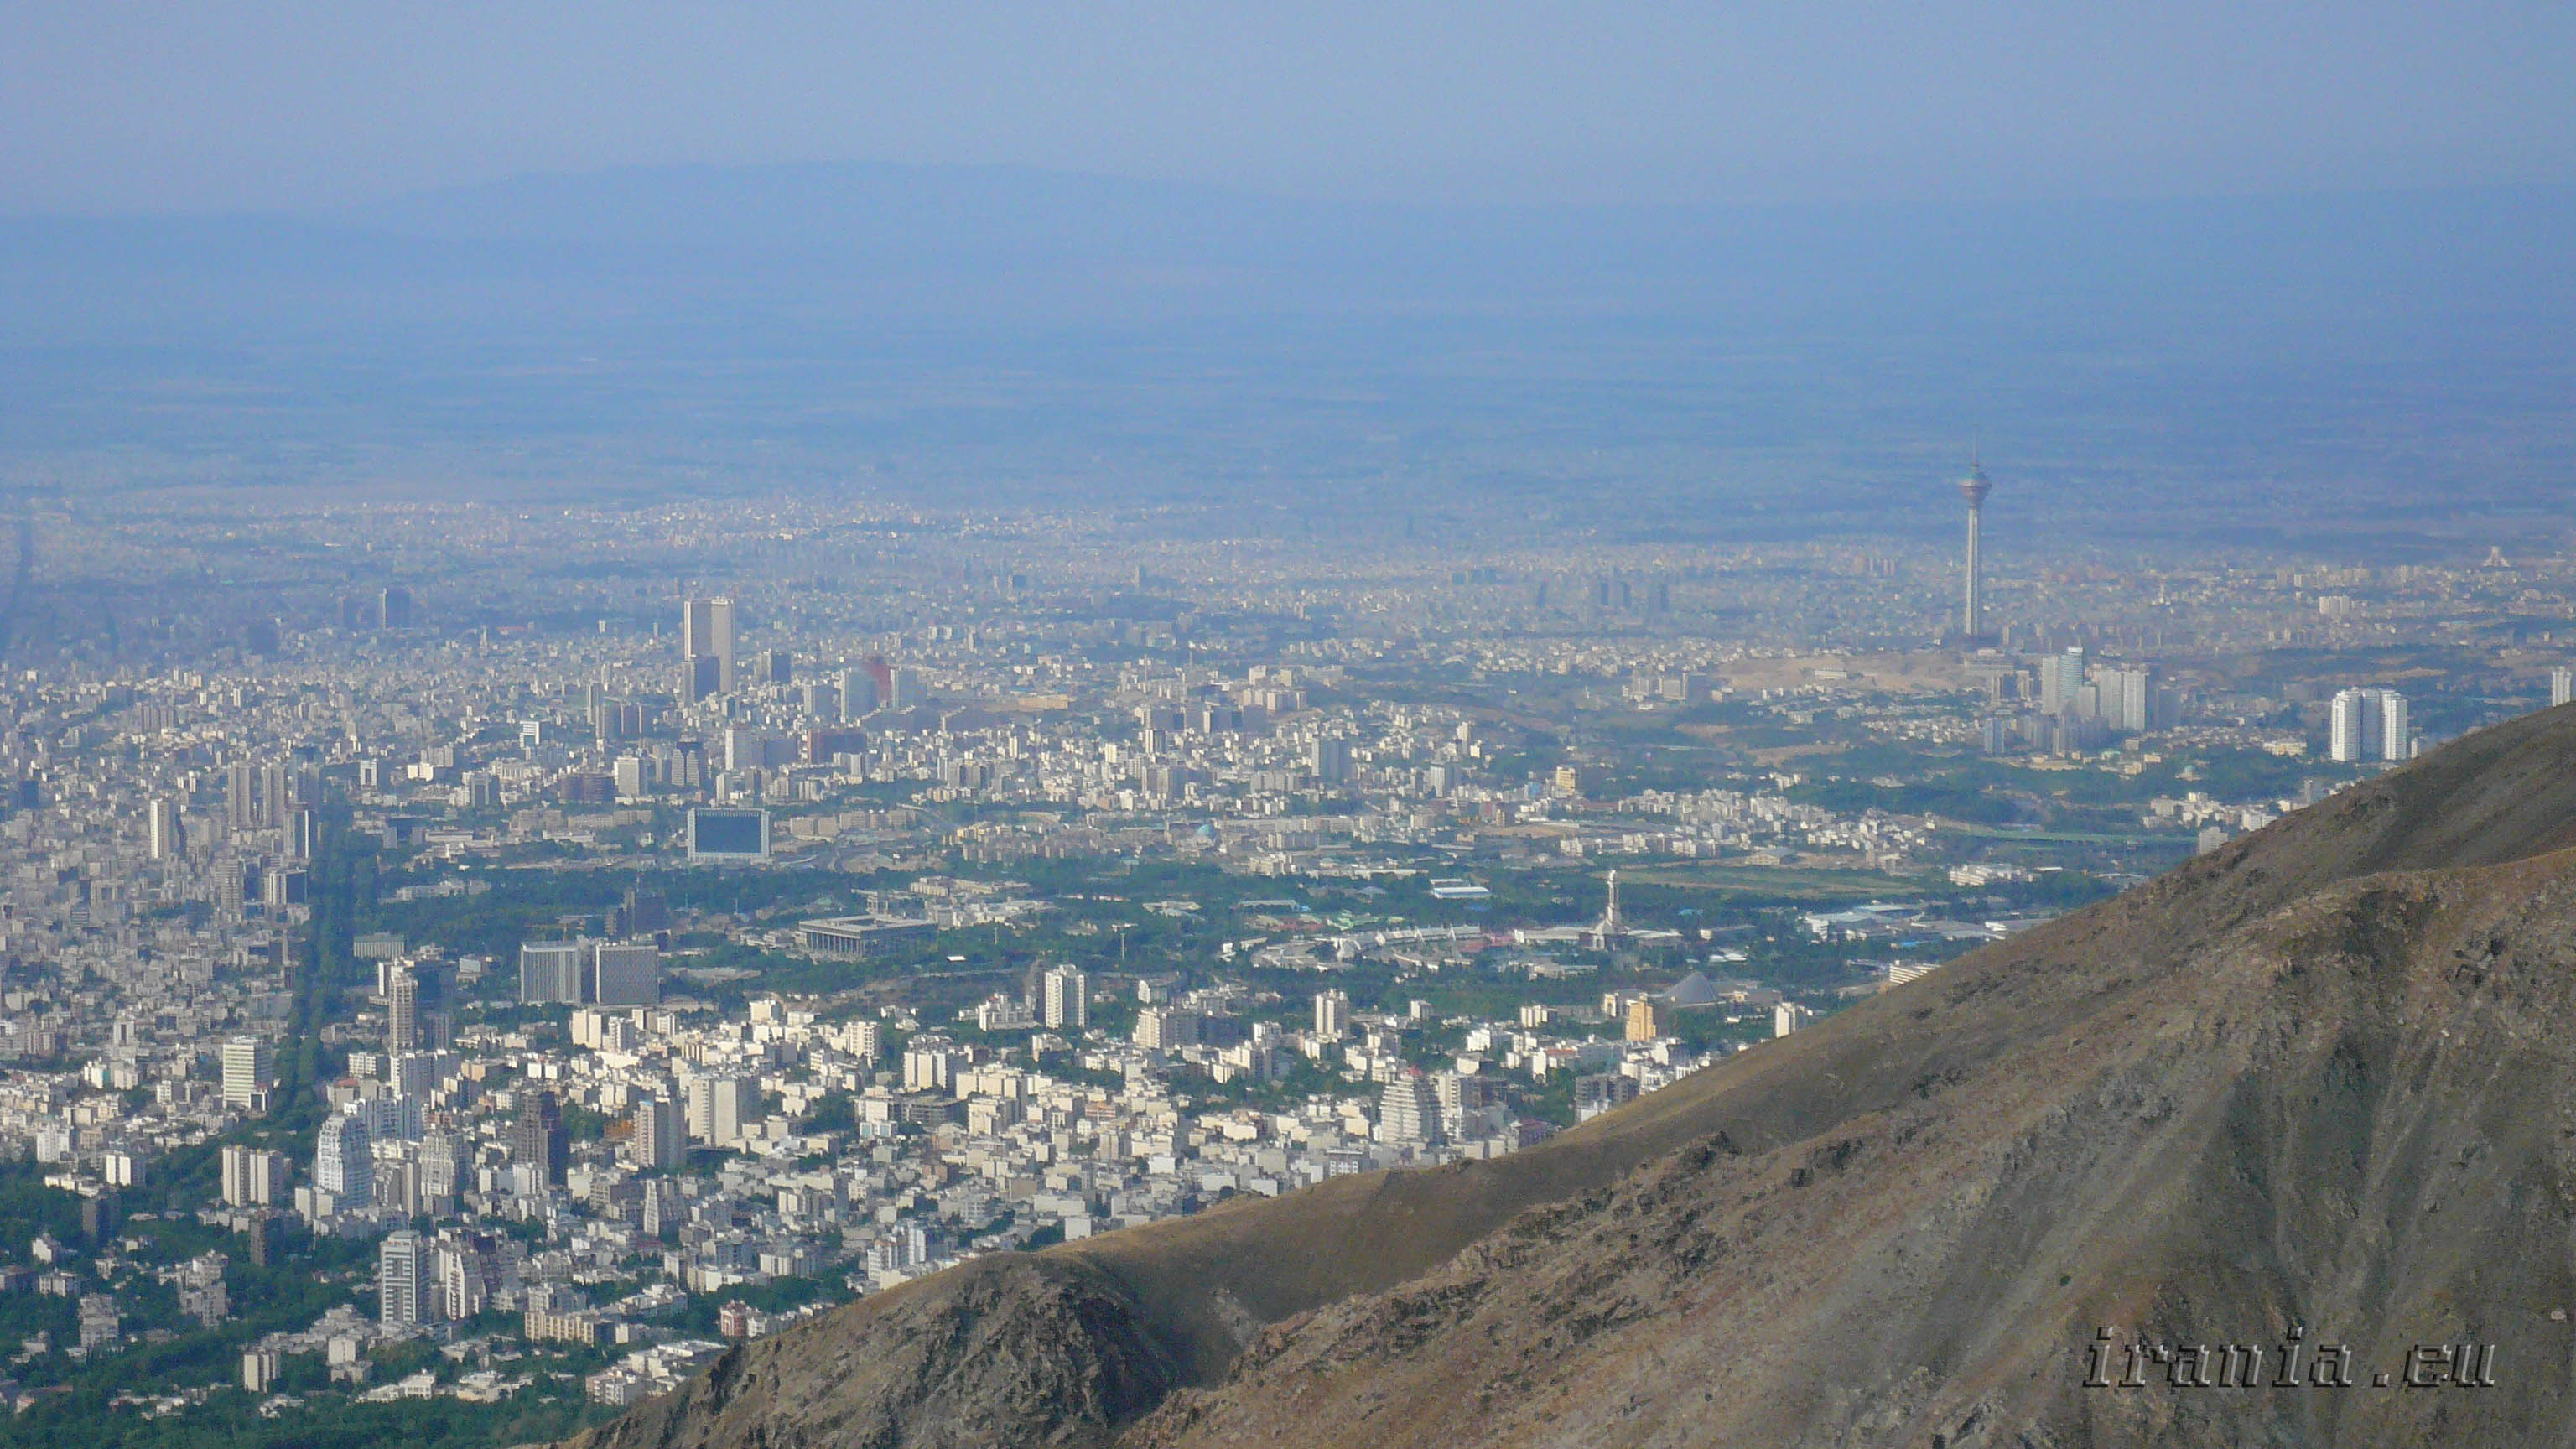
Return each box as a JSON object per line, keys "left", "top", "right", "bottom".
{"left": 1958, "top": 454, "right": 1993, "bottom": 642}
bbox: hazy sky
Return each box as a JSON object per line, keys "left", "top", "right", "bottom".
{"left": 7, "top": 2, "right": 2573, "bottom": 214}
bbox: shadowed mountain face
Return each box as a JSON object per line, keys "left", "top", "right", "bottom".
{"left": 566, "top": 705, "right": 2576, "bottom": 1449}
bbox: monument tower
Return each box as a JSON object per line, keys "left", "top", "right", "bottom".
{"left": 1959, "top": 453, "right": 1993, "bottom": 641}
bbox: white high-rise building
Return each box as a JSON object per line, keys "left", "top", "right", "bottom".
{"left": 2555, "top": 667, "right": 2575, "bottom": 709}
{"left": 1314, "top": 989, "right": 1352, "bottom": 1041}
{"left": 903, "top": 1040, "right": 964, "bottom": 1092}
{"left": 314, "top": 1114, "right": 372, "bottom": 1206}
{"left": 439, "top": 1241, "right": 487, "bottom": 1322}
{"left": 221, "top": 1036, "right": 273, "bottom": 1110}
{"left": 2104, "top": 667, "right": 2154, "bottom": 735}
{"left": 1041, "top": 966, "right": 1088, "bottom": 1031}
{"left": 378, "top": 1230, "right": 430, "bottom": 1327}
{"left": 147, "top": 798, "right": 182, "bottom": 861}
{"left": 2331, "top": 688, "right": 2410, "bottom": 763}
{"left": 387, "top": 966, "right": 420, "bottom": 1052}
{"left": 2380, "top": 690, "right": 2410, "bottom": 762}
{"left": 418, "top": 1131, "right": 461, "bottom": 1202}
{"left": 1379, "top": 1075, "right": 1444, "bottom": 1146}
{"left": 2039, "top": 647, "right": 2088, "bottom": 715}
{"left": 221, "top": 1145, "right": 286, "bottom": 1207}
{"left": 686, "top": 1076, "right": 756, "bottom": 1147}
{"left": 2330, "top": 688, "right": 2365, "bottom": 762}
{"left": 683, "top": 595, "right": 738, "bottom": 694}
{"left": 837, "top": 1019, "right": 882, "bottom": 1062}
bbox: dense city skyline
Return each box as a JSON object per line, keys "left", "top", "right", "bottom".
{"left": 0, "top": 465, "right": 2557, "bottom": 1429}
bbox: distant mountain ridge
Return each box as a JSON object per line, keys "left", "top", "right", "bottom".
{"left": 9, "top": 167, "right": 2574, "bottom": 336}
{"left": 3, "top": 166, "right": 2572, "bottom": 538}
{"left": 561, "top": 702, "right": 2576, "bottom": 1447}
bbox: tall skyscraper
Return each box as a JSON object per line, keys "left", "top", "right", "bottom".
{"left": 2039, "top": 647, "right": 2087, "bottom": 715}
{"left": 260, "top": 764, "right": 290, "bottom": 832}
{"left": 1379, "top": 1074, "right": 1444, "bottom": 1146}
{"left": 146, "top": 797, "right": 181, "bottom": 861}
{"left": 682, "top": 595, "right": 712, "bottom": 657}
{"left": 377, "top": 1230, "right": 429, "bottom": 1327}
{"left": 439, "top": 1238, "right": 488, "bottom": 1321}
{"left": 631, "top": 1096, "right": 685, "bottom": 1169}
{"left": 221, "top": 1145, "right": 286, "bottom": 1207}
{"left": 2330, "top": 688, "right": 2409, "bottom": 763}
{"left": 225, "top": 761, "right": 258, "bottom": 830}
{"left": 314, "top": 1113, "right": 372, "bottom": 1205}
{"left": 683, "top": 595, "right": 738, "bottom": 696}
{"left": 379, "top": 586, "right": 414, "bottom": 630}
{"left": 1310, "top": 736, "right": 1353, "bottom": 784}
{"left": 2329, "top": 688, "right": 2369, "bottom": 762}
{"left": 1314, "top": 989, "right": 1352, "bottom": 1041}
{"left": 418, "top": 1130, "right": 462, "bottom": 1202}
{"left": 387, "top": 966, "right": 420, "bottom": 1052}
{"left": 2379, "top": 690, "right": 2410, "bottom": 762}
{"left": 2104, "top": 667, "right": 2154, "bottom": 735}
{"left": 1959, "top": 454, "right": 1993, "bottom": 641}
{"left": 512, "top": 1091, "right": 567, "bottom": 1187}
{"left": 1041, "top": 966, "right": 1088, "bottom": 1031}
{"left": 683, "top": 598, "right": 714, "bottom": 699}
{"left": 2556, "top": 667, "right": 2575, "bottom": 709}
{"left": 221, "top": 1036, "right": 273, "bottom": 1109}
{"left": 686, "top": 1076, "right": 756, "bottom": 1147}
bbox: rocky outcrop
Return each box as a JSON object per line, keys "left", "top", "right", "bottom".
{"left": 567, "top": 1255, "right": 1176, "bottom": 1449}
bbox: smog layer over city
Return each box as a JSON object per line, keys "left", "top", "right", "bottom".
{"left": 2, "top": 7, "right": 2573, "bottom": 1448}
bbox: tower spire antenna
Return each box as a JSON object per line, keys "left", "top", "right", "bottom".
{"left": 1957, "top": 448, "right": 1993, "bottom": 643}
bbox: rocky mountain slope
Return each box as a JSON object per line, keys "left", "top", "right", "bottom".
{"left": 564, "top": 705, "right": 2576, "bottom": 1449}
